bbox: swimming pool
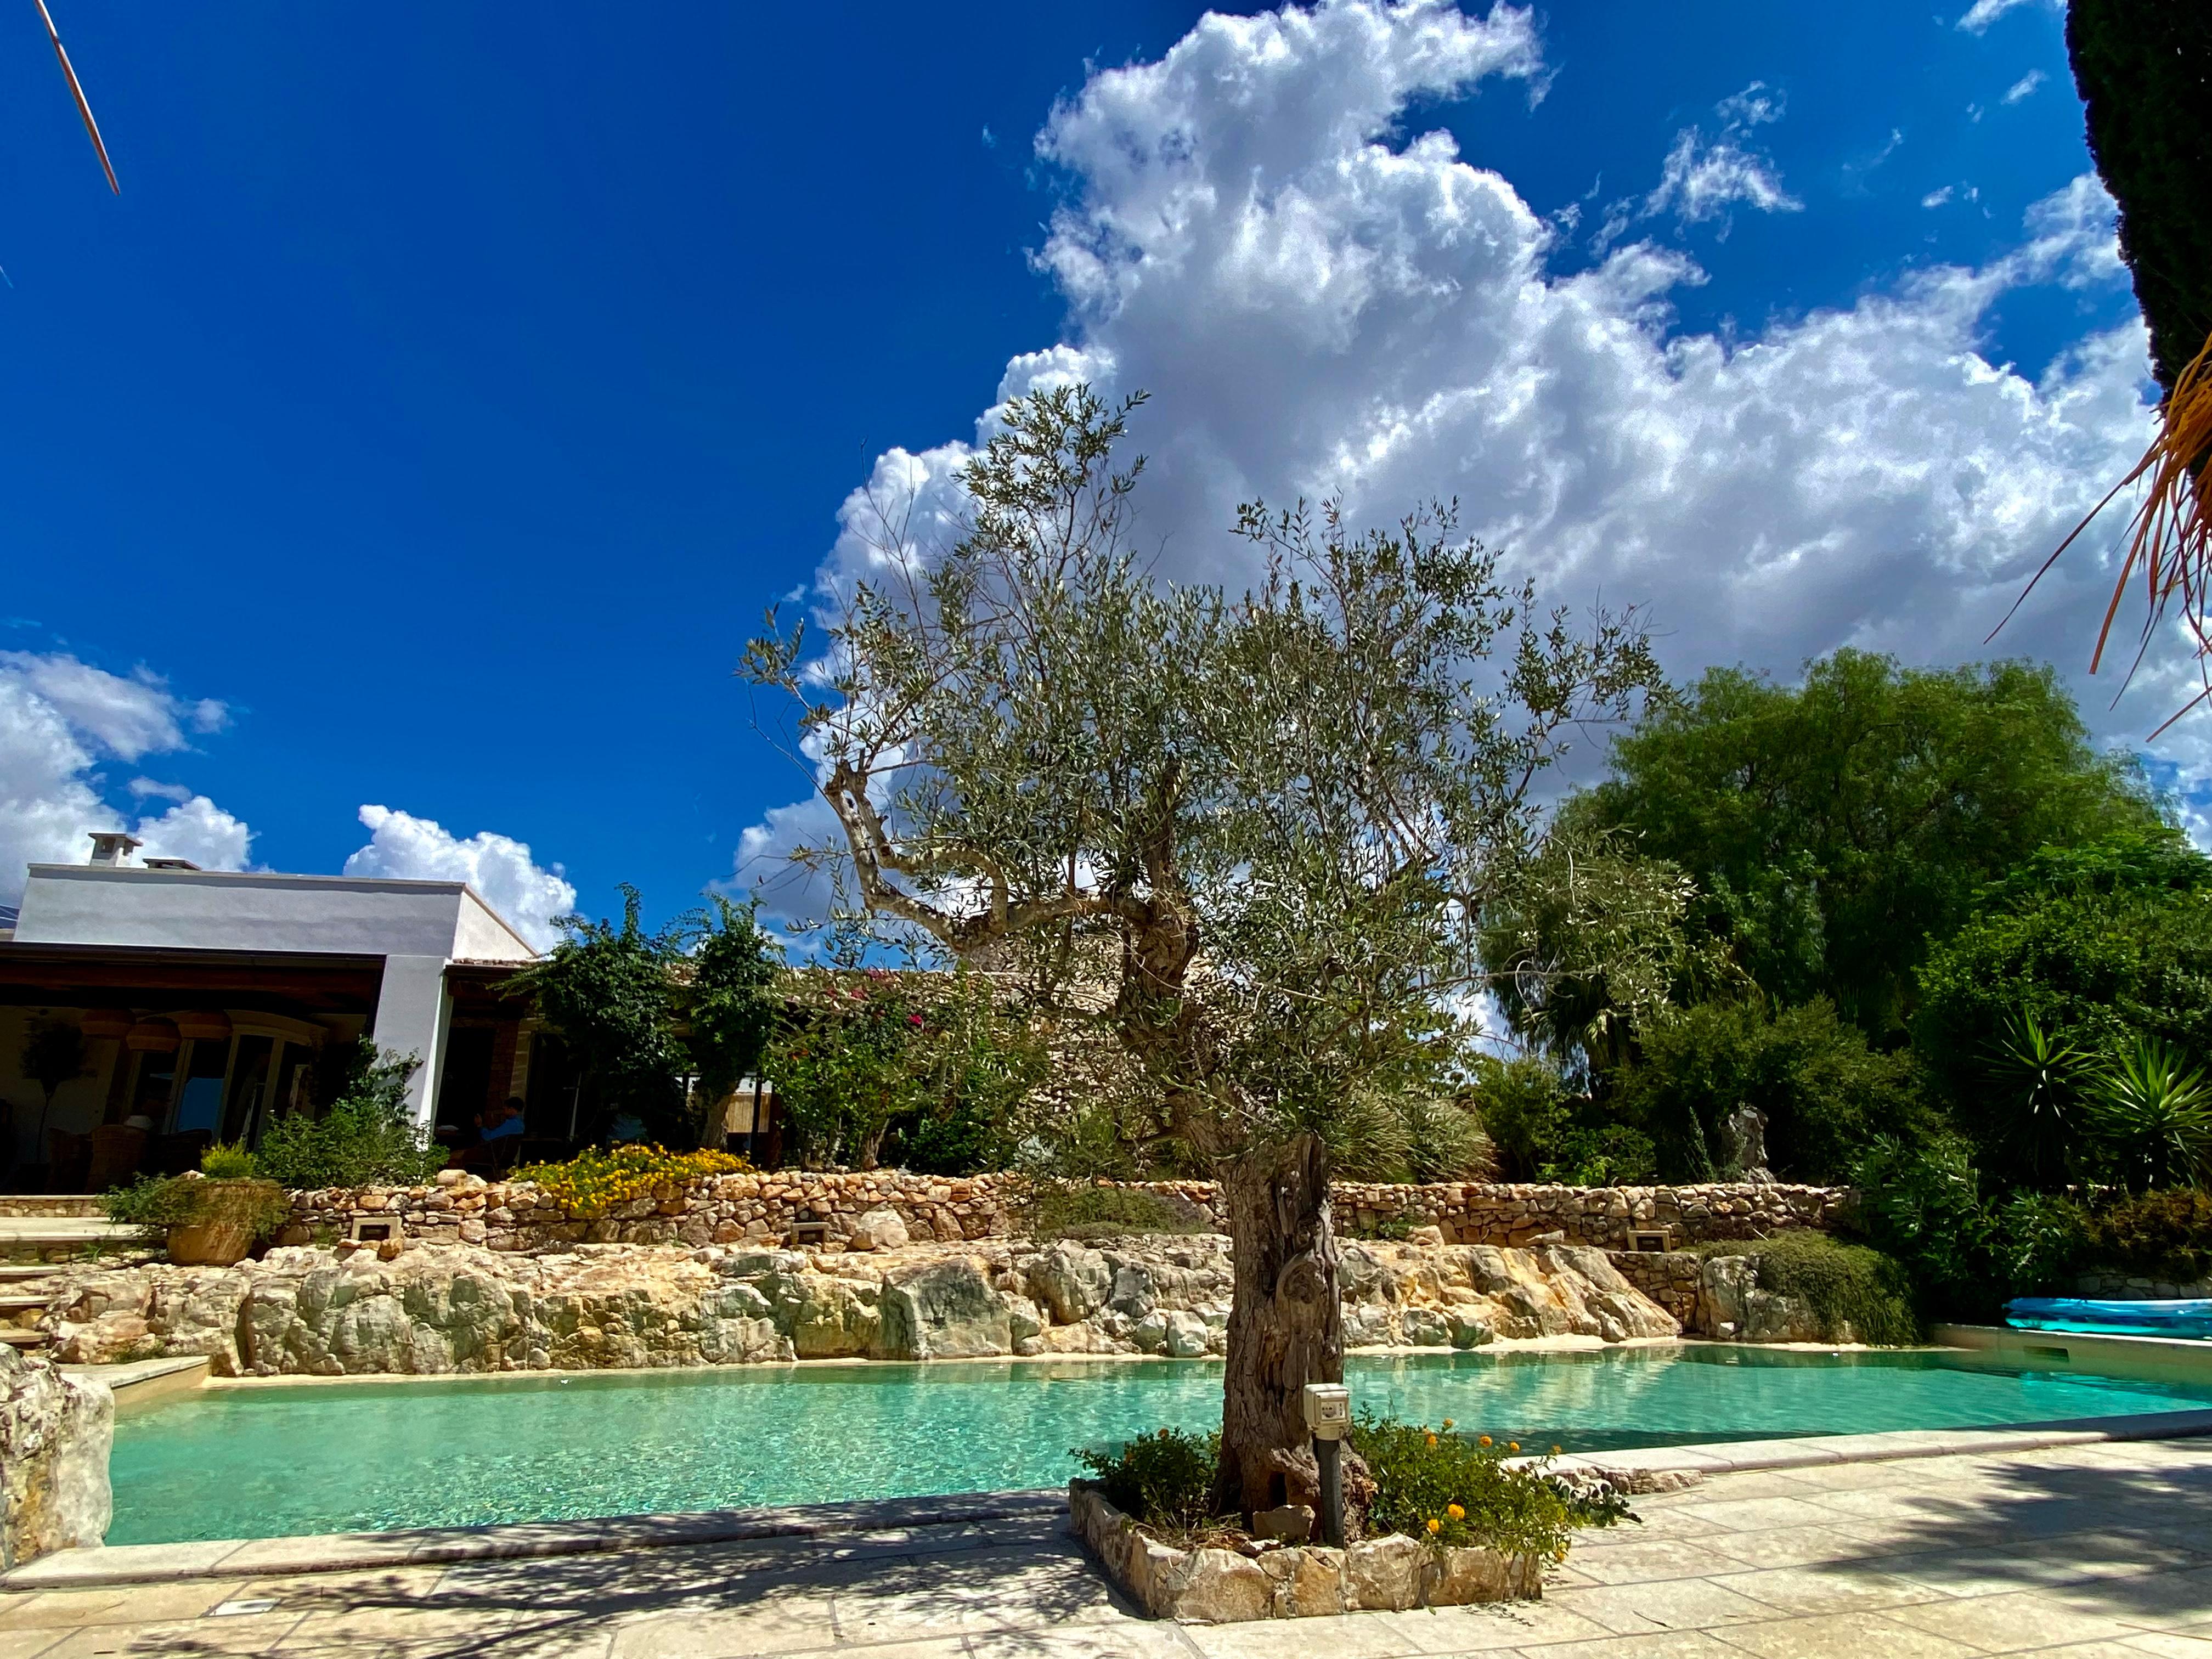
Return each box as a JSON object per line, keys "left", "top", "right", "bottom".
{"left": 109, "top": 1346, "right": 2212, "bottom": 1545}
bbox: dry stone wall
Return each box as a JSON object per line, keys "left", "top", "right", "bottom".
{"left": 1605, "top": 1250, "right": 1704, "bottom": 1329}
{"left": 280, "top": 1171, "right": 1846, "bottom": 1255}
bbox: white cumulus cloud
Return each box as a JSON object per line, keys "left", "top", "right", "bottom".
{"left": 1644, "top": 129, "right": 1802, "bottom": 230}
{"left": 0, "top": 651, "right": 252, "bottom": 905}
{"left": 738, "top": 0, "right": 2186, "bottom": 922}
{"left": 1957, "top": 0, "right": 2060, "bottom": 33}
{"left": 343, "top": 805, "right": 575, "bottom": 951}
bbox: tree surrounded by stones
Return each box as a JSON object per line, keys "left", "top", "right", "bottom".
{"left": 743, "top": 386, "right": 1662, "bottom": 1522}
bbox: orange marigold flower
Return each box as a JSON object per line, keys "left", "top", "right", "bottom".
{"left": 1426, "top": 1517, "right": 1441, "bottom": 1534}
{"left": 1424, "top": 1432, "right": 1438, "bottom": 1447}
{"left": 1508, "top": 1441, "right": 1520, "bottom": 1452}
{"left": 1477, "top": 1435, "right": 1492, "bottom": 1447}
{"left": 1446, "top": 1503, "right": 1465, "bottom": 1520}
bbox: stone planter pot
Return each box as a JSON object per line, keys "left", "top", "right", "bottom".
{"left": 1067, "top": 1481, "right": 1542, "bottom": 1621}
{"left": 167, "top": 1221, "right": 254, "bottom": 1267}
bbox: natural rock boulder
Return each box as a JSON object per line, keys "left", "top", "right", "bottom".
{"left": 1027, "top": 1243, "right": 1113, "bottom": 1325}
{"left": 877, "top": 1256, "right": 1011, "bottom": 1359}
{"left": 0, "top": 1345, "right": 111, "bottom": 1567}
{"left": 1700, "top": 1254, "right": 1834, "bottom": 1342}
{"left": 789, "top": 1277, "right": 882, "bottom": 1359}
{"left": 847, "top": 1209, "right": 909, "bottom": 1252}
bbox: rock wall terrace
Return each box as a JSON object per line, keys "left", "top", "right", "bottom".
{"left": 279, "top": 1171, "right": 1847, "bottom": 1256}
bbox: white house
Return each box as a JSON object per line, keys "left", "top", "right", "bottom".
{"left": 0, "top": 834, "right": 551, "bottom": 1188}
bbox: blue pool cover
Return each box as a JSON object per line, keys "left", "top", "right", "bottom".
{"left": 2005, "top": 1297, "right": 2212, "bottom": 1338}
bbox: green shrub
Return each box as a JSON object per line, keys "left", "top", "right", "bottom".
{"left": 1694, "top": 1231, "right": 1918, "bottom": 1345}
{"left": 1912, "top": 840, "right": 2212, "bottom": 1188}
{"left": 1019, "top": 1182, "right": 1210, "bottom": 1242}
{"left": 2081, "top": 1187, "right": 2212, "bottom": 1283}
{"left": 1614, "top": 999, "right": 1927, "bottom": 1184}
{"left": 103, "top": 1175, "right": 292, "bottom": 1240}
{"left": 1846, "top": 1134, "right": 1997, "bottom": 1320}
{"left": 1073, "top": 1427, "right": 1222, "bottom": 1530}
{"left": 1465, "top": 1056, "right": 1573, "bottom": 1181}
{"left": 1994, "top": 1191, "right": 2091, "bottom": 1294}
{"left": 253, "top": 1042, "right": 446, "bottom": 1190}
{"left": 199, "top": 1141, "right": 257, "bottom": 1180}
{"left": 765, "top": 967, "right": 1042, "bottom": 1172}
{"left": 1351, "top": 1414, "right": 1635, "bottom": 1555}
{"left": 1539, "top": 1124, "right": 1657, "bottom": 1186}
{"left": 2080, "top": 1037, "right": 2212, "bottom": 1189}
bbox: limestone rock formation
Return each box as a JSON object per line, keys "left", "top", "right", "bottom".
{"left": 0, "top": 1345, "right": 112, "bottom": 1567}
{"left": 1699, "top": 1254, "right": 1836, "bottom": 1343}
{"left": 40, "top": 1232, "right": 1679, "bottom": 1378}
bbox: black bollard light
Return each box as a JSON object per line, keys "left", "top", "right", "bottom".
{"left": 1302, "top": 1382, "right": 1351, "bottom": 1547}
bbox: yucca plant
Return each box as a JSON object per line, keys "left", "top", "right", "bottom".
{"left": 2082, "top": 1036, "right": 2212, "bottom": 1190}
{"left": 1986, "top": 1008, "right": 2086, "bottom": 1184}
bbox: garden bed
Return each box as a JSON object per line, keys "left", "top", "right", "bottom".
{"left": 1066, "top": 1480, "right": 1543, "bottom": 1620}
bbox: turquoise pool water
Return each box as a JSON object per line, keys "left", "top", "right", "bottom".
{"left": 110, "top": 1346, "right": 2212, "bottom": 1545}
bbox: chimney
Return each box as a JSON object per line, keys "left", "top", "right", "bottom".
{"left": 87, "top": 831, "right": 143, "bottom": 867}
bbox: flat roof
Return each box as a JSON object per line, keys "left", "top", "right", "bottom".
{"left": 20, "top": 863, "right": 539, "bottom": 961}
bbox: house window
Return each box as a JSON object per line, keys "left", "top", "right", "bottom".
{"left": 222, "top": 1035, "right": 276, "bottom": 1144}
{"left": 172, "top": 1038, "right": 230, "bottom": 1136}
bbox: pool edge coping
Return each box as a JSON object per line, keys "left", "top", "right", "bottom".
{"left": 25, "top": 1407, "right": 2212, "bottom": 1590}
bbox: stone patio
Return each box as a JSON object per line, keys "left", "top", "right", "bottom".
{"left": 3, "top": 1435, "right": 2210, "bottom": 1657}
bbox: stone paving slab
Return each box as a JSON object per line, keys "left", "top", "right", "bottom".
{"left": 1, "top": 1436, "right": 2210, "bottom": 1655}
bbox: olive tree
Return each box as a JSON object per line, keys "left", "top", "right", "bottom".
{"left": 744, "top": 386, "right": 1660, "bottom": 1519}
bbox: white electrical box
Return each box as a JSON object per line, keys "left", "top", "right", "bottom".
{"left": 1301, "top": 1383, "right": 1351, "bottom": 1440}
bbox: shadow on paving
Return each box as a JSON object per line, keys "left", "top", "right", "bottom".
{"left": 163, "top": 1519, "right": 1130, "bottom": 1658}
{"left": 1797, "top": 1443, "right": 2212, "bottom": 1621}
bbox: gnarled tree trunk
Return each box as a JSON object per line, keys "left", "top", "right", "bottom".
{"left": 1215, "top": 1132, "right": 1343, "bottom": 1522}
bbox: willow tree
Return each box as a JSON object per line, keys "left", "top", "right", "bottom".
{"left": 744, "top": 386, "right": 1660, "bottom": 1519}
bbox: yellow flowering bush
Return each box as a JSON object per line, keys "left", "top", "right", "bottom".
{"left": 1351, "top": 1413, "right": 1638, "bottom": 1556}
{"left": 511, "top": 1144, "right": 749, "bottom": 1219}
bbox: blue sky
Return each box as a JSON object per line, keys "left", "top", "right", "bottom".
{"left": 0, "top": 0, "right": 2177, "bottom": 944}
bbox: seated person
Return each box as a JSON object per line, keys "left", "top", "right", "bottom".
{"left": 482, "top": 1098, "right": 527, "bottom": 1143}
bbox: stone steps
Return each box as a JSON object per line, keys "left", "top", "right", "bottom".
{"left": 0, "top": 1328, "right": 49, "bottom": 1348}
{"left": 0, "top": 1295, "right": 51, "bottom": 1314}
{"left": 0, "top": 1265, "right": 61, "bottom": 1283}
{"left": 0, "top": 1197, "right": 109, "bottom": 1220}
